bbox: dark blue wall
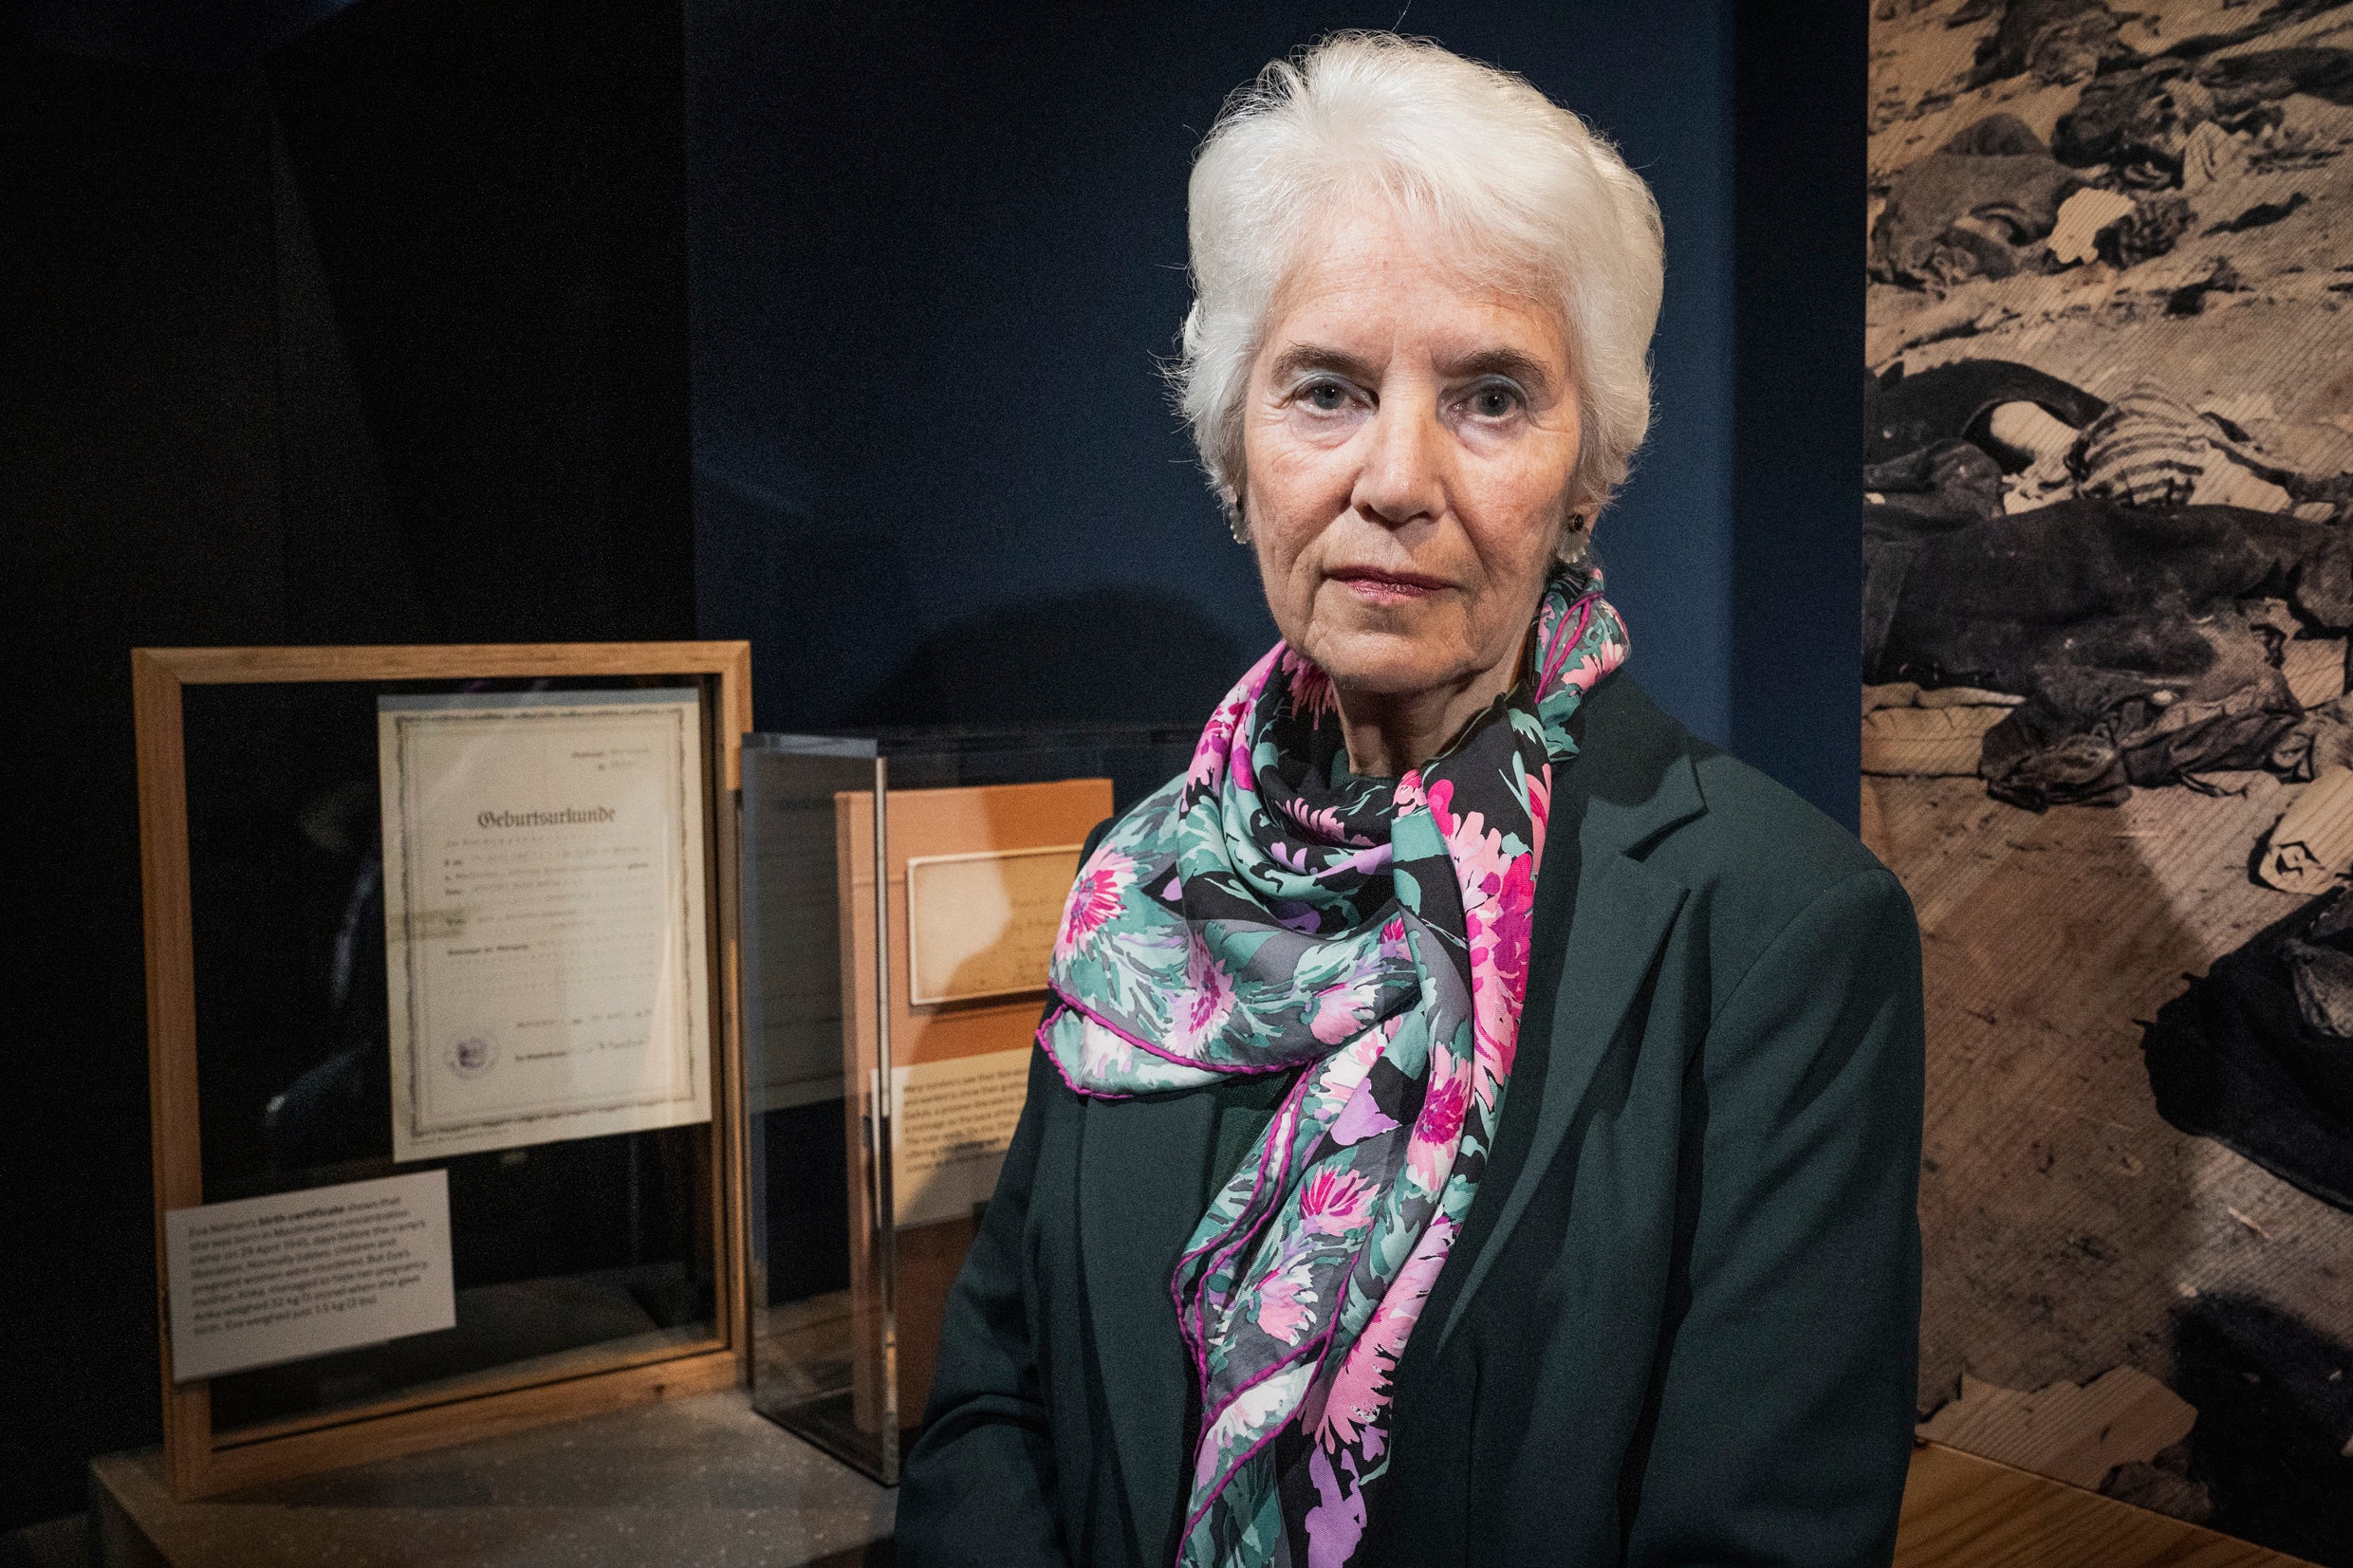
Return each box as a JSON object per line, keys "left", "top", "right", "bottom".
{"left": 688, "top": 1, "right": 1744, "bottom": 752}
{"left": 1729, "top": 5, "right": 1865, "bottom": 830}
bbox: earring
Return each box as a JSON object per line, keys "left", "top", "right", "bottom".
{"left": 1557, "top": 515, "right": 1590, "bottom": 565}
{"left": 1227, "top": 500, "right": 1251, "bottom": 545}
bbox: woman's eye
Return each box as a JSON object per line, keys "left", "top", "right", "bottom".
{"left": 1467, "top": 385, "right": 1521, "bottom": 419}
{"left": 1302, "top": 380, "right": 1350, "bottom": 413}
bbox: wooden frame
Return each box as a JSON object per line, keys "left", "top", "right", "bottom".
{"left": 131, "top": 642, "right": 753, "bottom": 1499}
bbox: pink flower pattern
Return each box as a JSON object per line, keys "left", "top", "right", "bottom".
{"left": 1414, "top": 1073, "right": 1469, "bottom": 1146}
{"left": 1256, "top": 1266, "right": 1320, "bottom": 1345}
{"left": 1304, "top": 955, "right": 1389, "bottom": 1044}
{"left": 1281, "top": 647, "right": 1340, "bottom": 727}
{"left": 1168, "top": 934, "right": 1238, "bottom": 1053}
{"left": 1054, "top": 846, "right": 1134, "bottom": 962}
{"left": 1296, "top": 1167, "right": 1373, "bottom": 1234}
{"left": 1314, "top": 1214, "right": 1456, "bottom": 1451}
{"left": 1188, "top": 646, "right": 1280, "bottom": 797}
{"left": 1277, "top": 793, "right": 1370, "bottom": 847}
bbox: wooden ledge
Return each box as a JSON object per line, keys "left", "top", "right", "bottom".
{"left": 1896, "top": 1441, "right": 2318, "bottom": 1567}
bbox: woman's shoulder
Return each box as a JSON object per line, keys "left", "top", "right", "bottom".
{"left": 1574, "top": 672, "right": 1914, "bottom": 964}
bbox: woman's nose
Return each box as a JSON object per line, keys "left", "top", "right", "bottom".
{"left": 1351, "top": 397, "right": 1445, "bottom": 529}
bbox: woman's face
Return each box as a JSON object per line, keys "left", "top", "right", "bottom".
{"left": 1241, "top": 204, "right": 1584, "bottom": 706}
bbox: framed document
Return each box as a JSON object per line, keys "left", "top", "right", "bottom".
{"left": 378, "top": 691, "right": 713, "bottom": 1161}
{"left": 903, "top": 844, "right": 1085, "bottom": 1006}
{"left": 132, "top": 642, "right": 750, "bottom": 1501}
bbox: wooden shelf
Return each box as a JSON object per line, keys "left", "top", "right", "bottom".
{"left": 1896, "top": 1442, "right": 2317, "bottom": 1568}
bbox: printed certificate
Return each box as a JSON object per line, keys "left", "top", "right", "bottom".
{"left": 379, "top": 690, "right": 713, "bottom": 1161}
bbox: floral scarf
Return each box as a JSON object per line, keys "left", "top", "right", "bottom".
{"left": 1037, "top": 564, "right": 1629, "bottom": 1568}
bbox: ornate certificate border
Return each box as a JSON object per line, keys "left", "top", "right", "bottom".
{"left": 380, "top": 691, "right": 711, "bottom": 1160}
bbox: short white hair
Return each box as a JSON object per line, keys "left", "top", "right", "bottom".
{"left": 1174, "top": 32, "right": 1665, "bottom": 529}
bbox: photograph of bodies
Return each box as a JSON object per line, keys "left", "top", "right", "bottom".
{"left": 1864, "top": 1, "right": 2353, "bottom": 1559}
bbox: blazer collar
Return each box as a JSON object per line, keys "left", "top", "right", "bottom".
{"left": 1561, "top": 668, "right": 1710, "bottom": 862}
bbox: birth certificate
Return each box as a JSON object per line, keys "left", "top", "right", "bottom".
{"left": 379, "top": 690, "right": 713, "bottom": 1161}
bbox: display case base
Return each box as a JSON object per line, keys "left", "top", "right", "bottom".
{"left": 87, "top": 1390, "right": 893, "bottom": 1567}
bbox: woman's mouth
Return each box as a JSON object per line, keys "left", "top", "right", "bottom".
{"left": 1327, "top": 566, "right": 1447, "bottom": 604}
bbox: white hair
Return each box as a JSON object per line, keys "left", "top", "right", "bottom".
{"left": 1174, "top": 32, "right": 1666, "bottom": 533}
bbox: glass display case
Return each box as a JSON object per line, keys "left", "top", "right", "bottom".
{"left": 132, "top": 643, "right": 751, "bottom": 1498}
{"left": 741, "top": 726, "right": 1194, "bottom": 1483}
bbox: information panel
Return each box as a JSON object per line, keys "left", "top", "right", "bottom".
{"left": 884, "top": 1048, "right": 1033, "bottom": 1228}
{"left": 164, "top": 1171, "right": 456, "bottom": 1384}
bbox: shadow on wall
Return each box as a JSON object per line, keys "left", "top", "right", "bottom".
{"left": 695, "top": 460, "right": 921, "bottom": 729}
{"left": 846, "top": 591, "right": 1248, "bottom": 731}
{"left": 698, "top": 460, "right": 1250, "bottom": 733}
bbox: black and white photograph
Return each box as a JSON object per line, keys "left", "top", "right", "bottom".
{"left": 1866, "top": 2, "right": 2353, "bottom": 1559}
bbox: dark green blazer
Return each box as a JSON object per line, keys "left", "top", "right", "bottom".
{"left": 897, "top": 671, "right": 1924, "bottom": 1567}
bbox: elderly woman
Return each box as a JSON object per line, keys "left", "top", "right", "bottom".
{"left": 897, "top": 33, "right": 1922, "bottom": 1568}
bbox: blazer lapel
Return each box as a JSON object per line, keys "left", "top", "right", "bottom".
{"left": 1076, "top": 1088, "right": 1216, "bottom": 1562}
{"left": 1430, "top": 694, "right": 1706, "bottom": 1356}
